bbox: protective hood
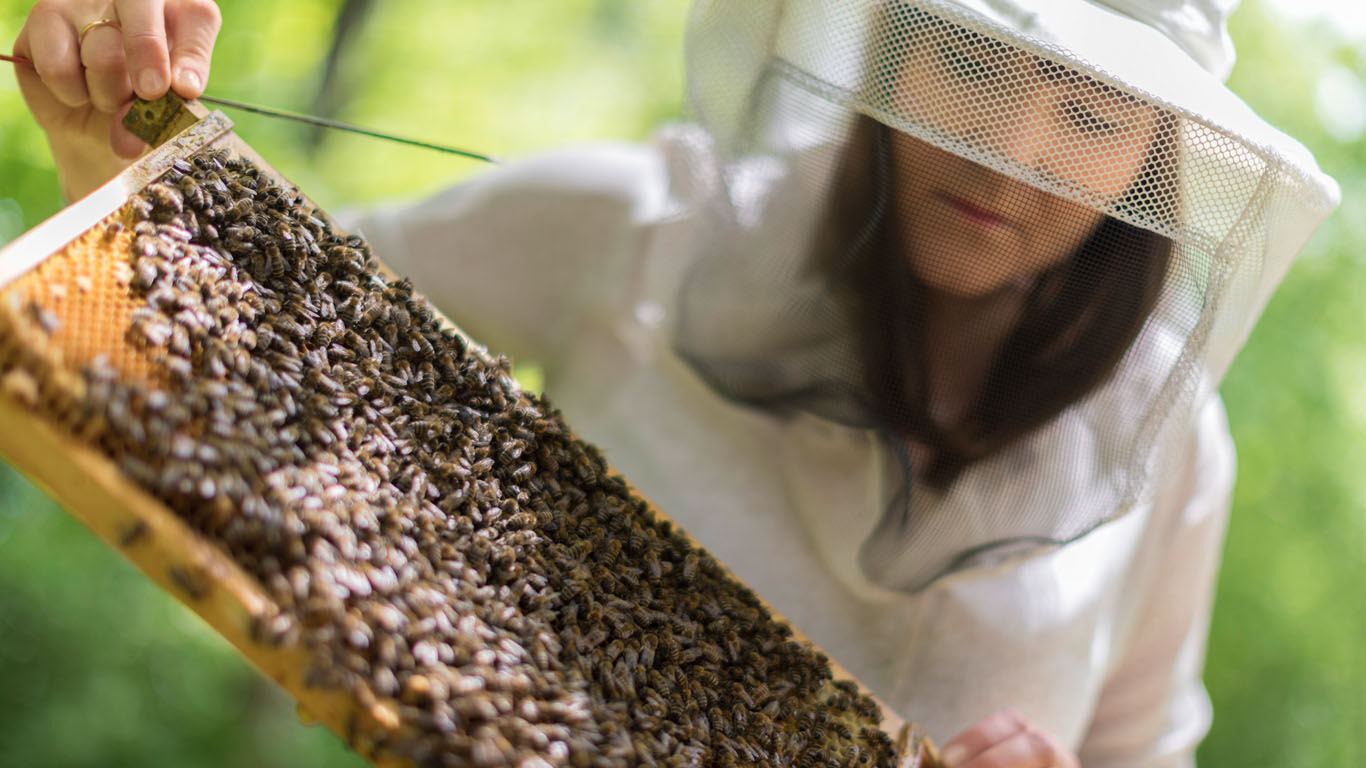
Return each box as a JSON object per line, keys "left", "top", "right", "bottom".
{"left": 670, "top": 0, "right": 1339, "bottom": 590}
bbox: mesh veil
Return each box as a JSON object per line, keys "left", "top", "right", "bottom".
{"left": 671, "top": 0, "right": 1339, "bottom": 590}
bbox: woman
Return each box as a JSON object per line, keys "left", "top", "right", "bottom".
{"left": 12, "top": 0, "right": 1338, "bottom": 765}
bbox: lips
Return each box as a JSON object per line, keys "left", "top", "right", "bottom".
{"left": 941, "top": 194, "right": 1010, "bottom": 228}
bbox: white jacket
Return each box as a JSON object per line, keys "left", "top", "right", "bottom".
{"left": 353, "top": 129, "right": 1234, "bottom": 767}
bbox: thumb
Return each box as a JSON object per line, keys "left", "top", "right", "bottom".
{"left": 166, "top": 0, "right": 221, "bottom": 98}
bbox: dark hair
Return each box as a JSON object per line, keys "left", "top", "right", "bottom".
{"left": 834, "top": 117, "right": 1175, "bottom": 490}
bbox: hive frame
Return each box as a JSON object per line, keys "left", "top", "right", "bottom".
{"left": 0, "top": 99, "right": 936, "bottom": 768}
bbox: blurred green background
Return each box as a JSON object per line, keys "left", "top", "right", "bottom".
{"left": 0, "top": 0, "right": 1361, "bottom": 765}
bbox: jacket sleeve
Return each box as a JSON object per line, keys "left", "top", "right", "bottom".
{"left": 1076, "top": 396, "right": 1235, "bottom": 767}
{"left": 345, "top": 142, "right": 668, "bottom": 371}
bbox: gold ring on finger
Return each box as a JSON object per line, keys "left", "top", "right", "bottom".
{"left": 77, "top": 18, "right": 121, "bottom": 47}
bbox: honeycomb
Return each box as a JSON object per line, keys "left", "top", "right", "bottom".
{"left": 0, "top": 130, "right": 934, "bottom": 768}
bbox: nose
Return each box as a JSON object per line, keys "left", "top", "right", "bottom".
{"left": 994, "top": 85, "right": 1059, "bottom": 172}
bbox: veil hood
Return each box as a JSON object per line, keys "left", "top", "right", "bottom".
{"left": 671, "top": 0, "right": 1338, "bottom": 589}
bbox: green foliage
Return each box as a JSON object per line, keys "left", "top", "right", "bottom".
{"left": 1203, "top": 3, "right": 1366, "bottom": 764}
{"left": 0, "top": 0, "right": 1362, "bottom": 765}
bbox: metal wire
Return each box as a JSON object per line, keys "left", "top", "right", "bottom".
{"left": 197, "top": 96, "right": 498, "bottom": 163}
{"left": 2, "top": 54, "right": 496, "bottom": 162}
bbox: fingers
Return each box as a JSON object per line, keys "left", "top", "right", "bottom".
{"left": 941, "top": 709, "right": 1031, "bottom": 765}
{"left": 114, "top": 0, "right": 170, "bottom": 98}
{"left": 81, "top": 21, "right": 133, "bottom": 113}
{"left": 940, "top": 709, "right": 1079, "bottom": 768}
{"left": 956, "top": 731, "right": 1063, "bottom": 768}
{"left": 20, "top": 0, "right": 219, "bottom": 116}
{"left": 166, "top": 0, "right": 221, "bottom": 97}
{"left": 19, "top": 2, "right": 88, "bottom": 109}
{"left": 12, "top": 30, "right": 62, "bottom": 131}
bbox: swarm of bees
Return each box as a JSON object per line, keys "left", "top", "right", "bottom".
{"left": 4, "top": 147, "right": 902, "bottom": 768}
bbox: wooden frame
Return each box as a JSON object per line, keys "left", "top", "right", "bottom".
{"left": 0, "top": 97, "right": 937, "bottom": 768}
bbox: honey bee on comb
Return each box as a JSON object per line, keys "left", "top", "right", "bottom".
{"left": 0, "top": 142, "right": 924, "bottom": 768}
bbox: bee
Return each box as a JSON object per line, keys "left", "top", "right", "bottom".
{"left": 263, "top": 243, "right": 286, "bottom": 280}
{"left": 131, "top": 219, "right": 158, "bottom": 238}
{"left": 652, "top": 636, "right": 680, "bottom": 666}
{"left": 202, "top": 199, "right": 226, "bottom": 223}
{"left": 853, "top": 697, "right": 882, "bottom": 722}
{"left": 199, "top": 221, "right": 220, "bottom": 243}
{"left": 327, "top": 245, "right": 364, "bottom": 267}
{"left": 336, "top": 295, "right": 364, "bottom": 323}
{"left": 129, "top": 195, "right": 154, "bottom": 219}
{"left": 497, "top": 439, "right": 524, "bottom": 462}
{"left": 356, "top": 298, "right": 386, "bottom": 328}
{"left": 168, "top": 324, "right": 192, "bottom": 358}
{"left": 250, "top": 612, "right": 299, "bottom": 648}
{"left": 147, "top": 182, "right": 184, "bottom": 213}
{"left": 831, "top": 679, "right": 859, "bottom": 698}
{"left": 167, "top": 565, "right": 210, "bottom": 600}
{"left": 156, "top": 221, "right": 193, "bottom": 242}
{"left": 509, "top": 462, "right": 536, "bottom": 484}
{"left": 223, "top": 222, "right": 257, "bottom": 241}
{"left": 680, "top": 553, "right": 699, "bottom": 585}
{"left": 202, "top": 173, "right": 230, "bottom": 197}
{"left": 601, "top": 538, "right": 624, "bottom": 568}
{"left": 276, "top": 315, "right": 310, "bottom": 344}
{"left": 226, "top": 179, "right": 256, "bottom": 200}
{"left": 177, "top": 174, "right": 211, "bottom": 208}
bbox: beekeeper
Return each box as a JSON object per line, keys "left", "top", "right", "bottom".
{"left": 14, "top": 0, "right": 1338, "bottom": 765}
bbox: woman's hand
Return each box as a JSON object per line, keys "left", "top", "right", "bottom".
{"left": 939, "top": 709, "right": 1080, "bottom": 768}
{"left": 13, "top": 0, "right": 222, "bottom": 201}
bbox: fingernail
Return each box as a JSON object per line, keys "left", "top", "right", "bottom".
{"left": 940, "top": 745, "right": 967, "bottom": 767}
{"left": 175, "top": 69, "right": 201, "bottom": 94}
{"left": 138, "top": 69, "right": 164, "bottom": 97}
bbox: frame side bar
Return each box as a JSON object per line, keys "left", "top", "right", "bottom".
{"left": 0, "top": 110, "right": 234, "bottom": 290}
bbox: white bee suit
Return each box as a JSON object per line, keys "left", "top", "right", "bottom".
{"left": 350, "top": 0, "right": 1337, "bottom": 762}
{"left": 351, "top": 129, "right": 1236, "bottom": 765}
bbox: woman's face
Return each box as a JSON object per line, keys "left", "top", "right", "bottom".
{"left": 884, "top": 28, "right": 1160, "bottom": 297}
